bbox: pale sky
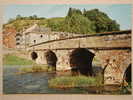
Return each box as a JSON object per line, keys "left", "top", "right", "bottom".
{"left": 4, "top": 4, "right": 132, "bottom": 30}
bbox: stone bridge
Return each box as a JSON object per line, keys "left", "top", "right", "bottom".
{"left": 27, "top": 30, "right": 131, "bottom": 84}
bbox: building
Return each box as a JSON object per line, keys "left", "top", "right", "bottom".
{"left": 3, "top": 27, "right": 16, "bottom": 48}
{"left": 15, "top": 32, "right": 25, "bottom": 49}
{"left": 16, "top": 24, "right": 61, "bottom": 49}
{"left": 24, "top": 24, "right": 55, "bottom": 46}
{"left": 16, "top": 24, "right": 81, "bottom": 49}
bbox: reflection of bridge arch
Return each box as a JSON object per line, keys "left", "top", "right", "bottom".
{"left": 28, "top": 30, "right": 131, "bottom": 84}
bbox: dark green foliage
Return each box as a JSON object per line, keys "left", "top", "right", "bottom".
{"left": 107, "top": 20, "right": 120, "bottom": 31}
{"left": 67, "top": 8, "right": 72, "bottom": 17}
{"left": 83, "top": 9, "right": 120, "bottom": 32}
{"left": 47, "top": 17, "right": 64, "bottom": 31}
{"left": 63, "top": 14, "right": 95, "bottom": 34}
{"left": 51, "top": 8, "right": 120, "bottom": 34}
{"left": 64, "top": 8, "right": 95, "bottom": 34}
{"left": 67, "top": 8, "right": 82, "bottom": 17}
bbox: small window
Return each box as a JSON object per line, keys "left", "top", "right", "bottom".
{"left": 16, "top": 43, "right": 20, "bottom": 45}
{"left": 16, "top": 38, "right": 20, "bottom": 41}
{"left": 40, "top": 35, "right": 43, "bottom": 38}
{"left": 33, "top": 40, "right": 36, "bottom": 43}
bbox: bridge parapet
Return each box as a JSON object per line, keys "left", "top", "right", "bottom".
{"left": 28, "top": 30, "right": 131, "bottom": 50}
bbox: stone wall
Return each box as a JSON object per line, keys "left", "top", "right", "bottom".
{"left": 97, "top": 50, "right": 131, "bottom": 84}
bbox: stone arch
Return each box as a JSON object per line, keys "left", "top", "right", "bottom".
{"left": 45, "top": 50, "right": 58, "bottom": 71}
{"left": 124, "top": 64, "right": 131, "bottom": 83}
{"left": 69, "top": 48, "right": 95, "bottom": 76}
{"left": 31, "top": 51, "right": 38, "bottom": 60}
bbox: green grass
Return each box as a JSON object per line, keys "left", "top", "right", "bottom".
{"left": 20, "top": 65, "right": 49, "bottom": 73}
{"left": 19, "top": 65, "right": 56, "bottom": 74}
{"left": 3, "top": 54, "right": 35, "bottom": 65}
{"left": 48, "top": 75, "right": 103, "bottom": 89}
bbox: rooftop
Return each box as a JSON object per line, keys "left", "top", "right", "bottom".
{"left": 23, "top": 24, "right": 51, "bottom": 34}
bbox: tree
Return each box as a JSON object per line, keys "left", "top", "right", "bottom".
{"left": 83, "top": 9, "right": 120, "bottom": 32}
{"left": 33, "top": 14, "right": 38, "bottom": 20}
{"left": 107, "top": 20, "right": 120, "bottom": 31}
{"left": 47, "top": 18, "right": 64, "bottom": 31}
{"left": 67, "top": 8, "right": 72, "bottom": 17}
{"left": 67, "top": 8, "right": 82, "bottom": 17}
{"left": 29, "top": 16, "right": 33, "bottom": 20}
{"left": 83, "top": 8, "right": 87, "bottom": 16}
{"left": 64, "top": 13, "right": 95, "bottom": 34}
{"left": 16, "top": 14, "right": 22, "bottom": 20}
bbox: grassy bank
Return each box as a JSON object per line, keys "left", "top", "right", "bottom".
{"left": 19, "top": 64, "right": 56, "bottom": 74}
{"left": 48, "top": 75, "right": 103, "bottom": 89}
{"left": 3, "top": 54, "right": 35, "bottom": 65}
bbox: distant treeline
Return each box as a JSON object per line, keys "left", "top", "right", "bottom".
{"left": 4, "top": 8, "right": 120, "bottom": 34}
{"left": 8, "top": 14, "right": 46, "bottom": 23}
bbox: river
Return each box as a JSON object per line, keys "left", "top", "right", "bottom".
{"left": 3, "top": 66, "right": 89, "bottom": 94}
{"left": 3, "top": 66, "right": 131, "bottom": 94}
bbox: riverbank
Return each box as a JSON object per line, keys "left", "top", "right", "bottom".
{"left": 48, "top": 75, "right": 103, "bottom": 89}
{"left": 3, "top": 54, "right": 35, "bottom": 65}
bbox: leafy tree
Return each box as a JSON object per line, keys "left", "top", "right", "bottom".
{"left": 83, "top": 9, "right": 120, "bottom": 32}
{"left": 83, "top": 8, "right": 87, "bottom": 16}
{"left": 47, "top": 18, "right": 64, "bottom": 31}
{"left": 67, "top": 8, "right": 73, "bottom": 17}
{"left": 107, "top": 20, "right": 120, "bottom": 31}
{"left": 67, "top": 8, "right": 82, "bottom": 17}
{"left": 63, "top": 13, "right": 95, "bottom": 34}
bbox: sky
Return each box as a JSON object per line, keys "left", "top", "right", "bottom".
{"left": 4, "top": 4, "right": 132, "bottom": 30}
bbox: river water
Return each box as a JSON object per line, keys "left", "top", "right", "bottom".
{"left": 3, "top": 66, "right": 89, "bottom": 94}
{"left": 3, "top": 66, "right": 131, "bottom": 94}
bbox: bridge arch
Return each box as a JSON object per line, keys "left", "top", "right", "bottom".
{"left": 45, "top": 50, "right": 58, "bottom": 71}
{"left": 69, "top": 48, "right": 95, "bottom": 76}
{"left": 31, "top": 51, "right": 38, "bottom": 60}
{"left": 124, "top": 64, "right": 131, "bottom": 83}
